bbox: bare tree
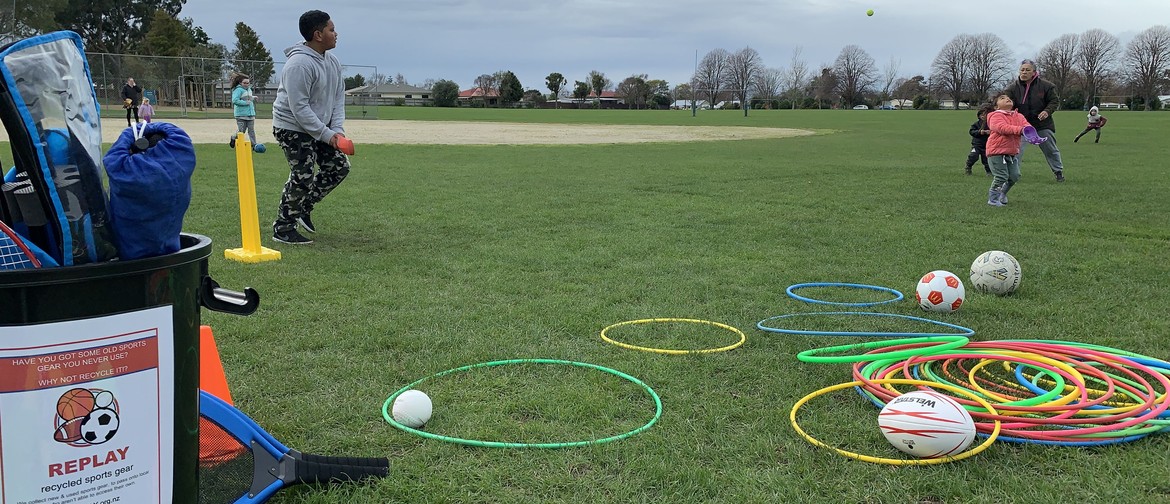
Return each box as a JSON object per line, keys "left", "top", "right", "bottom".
{"left": 786, "top": 46, "right": 809, "bottom": 109}
{"left": 1125, "top": 25, "right": 1170, "bottom": 111}
{"left": 967, "top": 33, "right": 1014, "bottom": 104}
{"left": 753, "top": 67, "right": 785, "bottom": 107}
{"left": 474, "top": 73, "right": 499, "bottom": 106}
{"left": 394, "top": 73, "right": 407, "bottom": 85}
{"left": 1037, "top": 33, "right": 1080, "bottom": 106}
{"left": 880, "top": 57, "right": 901, "bottom": 102}
{"left": 931, "top": 34, "right": 975, "bottom": 109}
{"left": 726, "top": 47, "right": 763, "bottom": 116}
{"left": 694, "top": 48, "right": 730, "bottom": 108}
{"left": 1078, "top": 28, "right": 1121, "bottom": 108}
{"left": 368, "top": 72, "right": 389, "bottom": 86}
{"left": 833, "top": 45, "right": 878, "bottom": 107}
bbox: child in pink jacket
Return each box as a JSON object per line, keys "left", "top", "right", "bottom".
{"left": 985, "top": 93, "right": 1045, "bottom": 206}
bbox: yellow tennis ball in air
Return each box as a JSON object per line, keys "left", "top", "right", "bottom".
{"left": 867, "top": 9, "right": 875, "bottom": 16}
{"left": 392, "top": 389, "right": 432, "bottom": 428}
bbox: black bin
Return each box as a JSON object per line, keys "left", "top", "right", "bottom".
{"left": 0, "top": 233, "right": 257, "bottom": 504}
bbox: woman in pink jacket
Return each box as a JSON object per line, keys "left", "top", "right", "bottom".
{"left": 985, "top": 93, "right": 1046, "bottom": 207}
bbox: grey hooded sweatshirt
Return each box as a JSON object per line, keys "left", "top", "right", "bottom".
{"left": 272, "top": 43, "right": 345, "bottom": 143}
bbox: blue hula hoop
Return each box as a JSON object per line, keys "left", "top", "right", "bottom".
{"left": 756, "top": 312, "right": 975, "bottom": 338}
{"left": 785, "top": 282, "right": 904, "bottom": 307}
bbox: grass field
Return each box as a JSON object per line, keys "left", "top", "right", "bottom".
{"left": 96, "top": 108, "right": 1170, "bottom": 502}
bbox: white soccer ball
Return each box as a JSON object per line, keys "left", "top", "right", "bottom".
{"left": 969, "top": 250, "right": 1021, "bottom": 296}
{"left": 915, "top": 270, "right": 965, "bottom": 313}
{"left": 392, "top": 390, "right": 432, "bottom": 428}
{"left": 878, "top": 390, "right": 976, "bottom": 458}
{"left": 80, "top": 407, "right": 120, "bottom": 445}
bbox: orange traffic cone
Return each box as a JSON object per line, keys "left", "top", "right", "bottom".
{"left": 199, "top": 325, "right": 245, "bottom": 465}
{"left": 199, "top": 325, "right": 233, "bottom": 405}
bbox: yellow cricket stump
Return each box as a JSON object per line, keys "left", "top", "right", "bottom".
{"left": 225, "top": 133, "right": 282, "bottom": 263}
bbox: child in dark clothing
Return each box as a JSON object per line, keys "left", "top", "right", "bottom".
{"left": 965, "top": 104, "right": 994, "bottom": 175}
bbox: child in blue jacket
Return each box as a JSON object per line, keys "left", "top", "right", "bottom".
{"left": 229, "top": 73, "right": 261, "bottom": 151}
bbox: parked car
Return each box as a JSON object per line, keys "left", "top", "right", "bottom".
{"left": 879, "top": 105, "right": 895, "bottom": 110}
{"left": 852, "top": 104, "right": 869, "bottom": 110}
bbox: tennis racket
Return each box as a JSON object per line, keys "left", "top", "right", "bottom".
{"left": 199, "top": 390, "right": 389, "bottom": 504}
{"left": 0, "top": 220, "right": 41, "bottom": 269}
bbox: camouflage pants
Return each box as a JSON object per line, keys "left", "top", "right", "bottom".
{"left": 272, "top": 128, "right": 350, "bottom": 233}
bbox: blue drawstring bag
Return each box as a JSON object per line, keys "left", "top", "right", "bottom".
{"left": 102, "top": 122, "right": 196, "bottom": 260}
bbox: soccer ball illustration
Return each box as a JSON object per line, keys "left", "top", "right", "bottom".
{"left": 916, "top": 270, "right": 965, "bottom": 313}
{"left": 969, "top": 250, "right": 1021, "bottom": 296}
{"left": 80, "top": 408, "right": 120, "bottom": 445}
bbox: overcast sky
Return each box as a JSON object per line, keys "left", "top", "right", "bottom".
{"left": 178, "top": 0, "right": 1169, "bottom": 90}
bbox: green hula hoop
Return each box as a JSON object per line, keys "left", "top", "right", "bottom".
{"left": 601, "top": 318, "right": 747, "bottom": 354}
{"left": 796, "top": 335, "right": 970, "bottom": 363}
{"left": 381, "top": 359, "right": 663, "bottom": 448}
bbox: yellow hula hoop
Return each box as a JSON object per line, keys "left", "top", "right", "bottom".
{"left": 790, "top": 378, "right": 1002, "bottom": 465}
{"left": 965, "top": 352, "right": 1082, "bottom": 408}
{"left": 970, "top": 352, "right": 1150, "bottom": 416}
{"left": 600, "top": 318, "right": 746, "bottom": 355}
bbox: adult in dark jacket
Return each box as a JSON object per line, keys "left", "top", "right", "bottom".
{"left": 120, "top": 77, "right": 142, "bottom": 127}
{"left": 1004, "top": 60, "right": 1064, "bottom": 182}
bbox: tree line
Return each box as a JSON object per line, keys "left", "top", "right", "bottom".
{"left": 432, "top": 25, "right": 1168, "bottom": 112}
{"left": 689, "top": 26, "right": 1170, "bottom": 113}
{"left": 7, "top": 1, "right": 274, "bottom": 106}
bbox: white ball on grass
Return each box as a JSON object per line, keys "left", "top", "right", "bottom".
{"left": 969, "top": 250, "right": 1021, "bottom": 296}
{"left": 392, "top": 389, "right": 432, "bottom": 428}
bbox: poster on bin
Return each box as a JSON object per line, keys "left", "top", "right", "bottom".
{"left": 0, "top": 307, "right": 174, "bottom": 504}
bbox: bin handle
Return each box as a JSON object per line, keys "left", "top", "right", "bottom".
{"left": 200, "top": 277, "right": 260, "bottom": 315}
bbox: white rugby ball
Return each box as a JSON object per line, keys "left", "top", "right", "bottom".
{"left": 878, "top": 390, "right": 976, "bottom": 458}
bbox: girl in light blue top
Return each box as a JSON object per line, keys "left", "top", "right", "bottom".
{"left": 230, "top": 73, "right": 261, "bottom": 151}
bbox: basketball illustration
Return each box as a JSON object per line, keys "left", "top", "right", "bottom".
{"left": 57, "top": 388, "right": 95, "bottom": 421}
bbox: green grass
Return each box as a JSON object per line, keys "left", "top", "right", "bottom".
{"left": 62, "top": 108, "right": 1170, "bottom": 502}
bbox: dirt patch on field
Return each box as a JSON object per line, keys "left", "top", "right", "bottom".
{"left": 2, "top": 119, "right": 815, "bottom": 146}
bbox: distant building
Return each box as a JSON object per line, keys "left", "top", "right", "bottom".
{"left": 882, "top": 99, "right": 914, "bottom": 109}
{"left": 671, "top": 99, "right": 710, "bottom": 110}
{"left": 458, "top": 87, "right": 501, "bottom": 106}
{"left": 939, "top": 100, "right": 971, "bottom": 110}
{"left": 346, "top": 83, "right": 432, "bottom": 106}
{"left": 553, "top": 90, "right": 620, "bottom": 106}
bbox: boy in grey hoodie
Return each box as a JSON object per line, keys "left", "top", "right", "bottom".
{"left": 271, "top": 10, "right": 350, "bottom": 245}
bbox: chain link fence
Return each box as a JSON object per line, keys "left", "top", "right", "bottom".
{"left": 86, "top": 52, "right": 380, "bottom": 119}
